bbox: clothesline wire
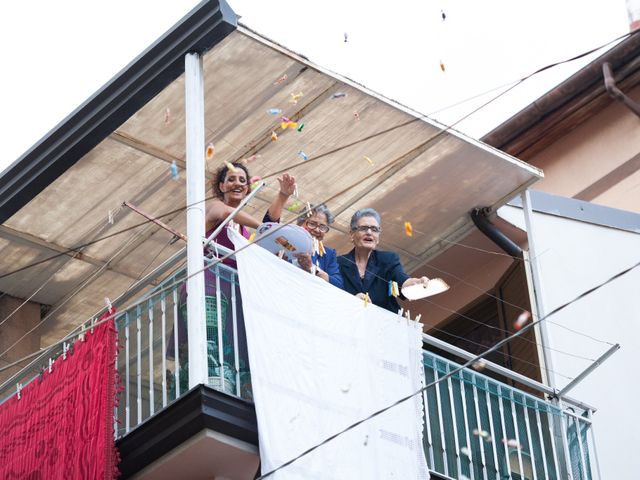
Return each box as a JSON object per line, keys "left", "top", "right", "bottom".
{"left": 255, "top": 255, "right": 638, "bottom": 479}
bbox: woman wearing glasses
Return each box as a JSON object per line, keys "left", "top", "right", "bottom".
{"left": 293, "top": 203, "right": 344, "bottom": 289}
{"left": 338, "top": 208, "right": 429, "bottom": 312}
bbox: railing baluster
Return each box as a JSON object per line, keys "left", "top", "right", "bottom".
{"left": 546, "top": 409, "right": 562, "bottom": 480}
{"left": 215, "top": 265, "right": 224, "bottom": 390}
{"left": 173, "top": 288, "right": 180, "bottom": 398}
{"left": 484, "top": 384, "right": 500, "bottom": 478}
{"left": 421, "top": 359, "right": 435, "bottom": 470}
{"left": 136, "top": 306, "right": 142, "bottom": 425}
{"left": 161, "top": 295, "right": 167, "bottom": 408}
{"left": 433, "top": 362, "right": 449, "bottom": 478}
{"left": 534, "top": 407, "right": 550, "bottom": 480}
{"left": 471, "top": 379, "right": 488, "bottom": 480}
{"left": 125, "top": 312, "right": 130, "bottom": 433}
{"left": 510, "top": 395, "right": 525, "bottom": 478}
{"left": 497, "top": 386, "right": 513, "bottom": 480}
{"left": 575, "top": 415, "right": 588, "bottom": 480}
{"left": 459, "top": 371, "right": 475, "bottom": 480}
{"left": 523, "top": 398, "right": 538, "bottom": 480}
{"left": 148, "top": 300, "right": 155, "bottom": 416}
{"left": 231, "top": 271, "right": 240, "bottom": 397}
{"left": 446, "top": 365, "right": 462, "bottom": 478}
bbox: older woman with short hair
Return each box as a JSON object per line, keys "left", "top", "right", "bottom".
{"left": 338, "top": 208, "right": 428, "bottom": 312}
{"left": 292, "top": 203, "right": 343, "bottom": 289}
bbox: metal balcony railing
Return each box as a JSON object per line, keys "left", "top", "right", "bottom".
{"left": 0, "top": 245, "right": 599, "bottom": 480}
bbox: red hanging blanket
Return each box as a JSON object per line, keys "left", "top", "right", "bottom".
{"left": 0, "top": 312, "right": 119, "bottom": 479}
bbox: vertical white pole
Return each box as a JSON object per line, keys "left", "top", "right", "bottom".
{"left": 185, "top": 52, "right": 208, "bottom": 388}
{"left": 521, "top": 190, "right": 557, "bottom": 391}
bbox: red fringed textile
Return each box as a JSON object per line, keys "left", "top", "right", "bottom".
{"left": 0, "top": 311, "right": 120, "bottom": 479}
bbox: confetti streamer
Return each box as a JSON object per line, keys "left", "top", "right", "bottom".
{"left": 404, "top": 221, "right": 413, "bottom": 236}
{"left": 273, "top": 74, "right": 288, "bottom": 85}
{"left": 170, "top": 160, "right": 179, "bottom": 180}
{"left": 205, "top": 143, "right": 215, "bottom": 159}
{"left": 290, "top": 92, "right": 304, "bottom": 104}
{"left": 163, "top": 107, "right": 171, "bottom": 125}
{"left": 440, "top": 61, "right": 446, "bottom": 72}
{"left": 267, "top": 108, "right": 283, "bottom": 115}
{"left": 332, "top": 92, "right": 347, "bottom": 99}
{"left": 271, "top": 131, "right": 278, "bottom": 142}
{"left": 514, "top": 311, "right": 531, "bottom": 330}
{"left": 297, "top": 123, "right": 305, "bottom": 132}
{"left": 298, "top": 150, "right": 309, "bottom": 161}
{"left": 363, "top": 156, "right": 374, "bottom": 166}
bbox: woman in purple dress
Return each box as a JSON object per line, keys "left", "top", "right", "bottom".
{"left": 172, "top": 162, "right": 295, "bottom": 399}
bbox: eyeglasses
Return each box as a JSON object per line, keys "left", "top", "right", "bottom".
{"left": 305, "top": 220, "right": 330, "bottom": 233}
{"left": 353, "top": 225, "right": 382, "bottom": 234}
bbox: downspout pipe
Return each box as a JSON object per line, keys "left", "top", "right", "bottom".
{"left": 471, "top": 207, "right": 523, "bottom": 259}
{"left": 603, "top": 62, "right": 640, "bottom": 118}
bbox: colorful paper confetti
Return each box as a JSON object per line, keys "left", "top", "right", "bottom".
{"left": 271, "top": 131, "right": 278, "bottom": 141}
{"left": 297, "top": 122, "right": 305, "bottom": 132}
{"left": 205, "top": 143, "right": 215, "bottom": 159}
{"left": 460, "top": 446, "right": 471, "bottom": 458}
{"left": 441, "top": 10, "right": 446, "bottom": 21}
{"left": 163, "top": 107, "right": 171, "bottom": 125}
{"left": 248, "top": 232, "right": 256, "bottom": 242}
{"left": 440, "top": 61, "right": 446, "bottom": 72}
{"left": 502, "top": 438, "right": 522, "bottom": 449}
{"left": 318, "top": 240, "right": 326, "bottom": 256}
{"left": 388, "top": 280, "right": 399, "bottom": 297}
{"left": 404, "top": 221, "right": 413, "bottom": 236}
{"left": 280, "top": 121, "right": 298, "bottom": 130}
{"left": 298, "top": 150, "right": 309, "bottom": 161}
{"left": 363, "top": 292, "right": 371, "bottom": 307}
{"left": 170, "top": 160, "right": 178, "bottom": 180}
{"left": 290, "top": 92, "right": 304, "bottom": 104}
{"left": 267, "top": 108, "right": 283, "bottom": 115}
{"left": 224, "top": 161, "right": 237, "bottom": 173}
{"left": 332, "top": 92, "right": 347, "bottom": 99}
{"left": 514, "top": 311, "right": 531, "bottom": 330}
{"left": 245, "top": 154, "right": 260, "bottom": 163}
{"left": 344, "top": 32, "right": 348, "bottom": 43}
{"left": 287, "top": 200, "right": 302, "bottom": 212}
{"left": 363, "top": 156, "right": 374, "bottom": 166}
{"left": 273, "top": 74, "right": 288, "bottom": 85}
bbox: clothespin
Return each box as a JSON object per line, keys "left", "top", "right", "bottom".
{"left": 79, "top": 322, "right": 87, "bottom": 341}
{"left": 63, "top": 342, "right": 69, "bottom": 360}
{"left": 48, "top": 358, "right": 54, "bottom": 373}
{"left": 398, "top": 308, "right": 404, "bottom": 318}
{"left": 277, "top": 250, "right": 285, "bottom": 259}
{"left": 105, "top": 297, "right": 113, "bottom": 314}
{"left": 415, "top": 314, "right": 422, "bottom": 323}
{"left": 404, "top": 309, "right": 411, "bottom": 324}
{"left": 16, "top": 383, "right": 23, "bottom": 400}
{"left": 362, "top": 292, "right": 371, "bottom": 307}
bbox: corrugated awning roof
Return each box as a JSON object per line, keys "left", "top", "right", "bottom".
{"left": 0, "top": 0, "right": 541, "bottom": 346}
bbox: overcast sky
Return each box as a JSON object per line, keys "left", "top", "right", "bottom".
{"left": 0, "top": 0, "right": 630, "bottom": 173}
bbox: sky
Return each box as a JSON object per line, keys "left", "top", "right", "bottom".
{"left": 0, "top": 0, "right": 630, "bottom": 174}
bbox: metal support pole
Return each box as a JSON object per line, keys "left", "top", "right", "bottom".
{"left": 185, "top": 52, "right": 208, "bottom": 388}
{"left": 521, "top": 190, "right": 557, "bottom": 390}
{"left": 557, "top": 344, "right": 620, "bottom": 398}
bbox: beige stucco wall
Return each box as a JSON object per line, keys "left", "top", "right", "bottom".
{"left": 528, "top": 84, "right": 640, "bottom": 213}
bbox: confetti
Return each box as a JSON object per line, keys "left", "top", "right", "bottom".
{"left": 271, "top": 131, "right": 278, "bottom": 142}
{"left": 472, "top": 360, "right": 487, "bottom": 371}
{"left": 389, "top": 280, "right": 399, "bottom": 297}
{"left": 332, "top": 92, "right": 347, "bottom": 99}
{"left": 298, "top": 150, "right": 309, "bottom": 161}
{"left": 363, "top": 155, "right": 374, "bottom": 166}
{"left": 306, "top": 201, "right": 312, "bottom": 217}
{"left": 273, "top": 74, "right": 288, "bottom": 85}
{"left": 363, "top": 292, "right": 371, "bottom": 307}
{"left": 502, "top": 438, "right": 522, "bottom": 449}
{"left": 460, "top": 446, "right": 471, "bottom": 458}
{"left": 363, "top": 435, "right": 369, "bottom": 446}
{"left": 440, "top": 61, "right": 446, "bottom": 72}
{"left": 340, "top": 384, "right": 351, "bottom": 393}
{"left": 318, "top": 240, "right": 326, "bottom": 256}
{"left": 245, "top": 154, "right": 260, "bottom": 163}
{"left": 473, "top": 429, "right": 490, "bottom": 439}
{"left": 170, "top": 161, "right": 179, "bottom": 180}
{"left": 248, "top": 232, "right": 256, "bottom": 242}
{"left": 224, "top": 161, "right": 237, "bottom": 173}
{"left": 280, "top": 121, "right": 298, "bottom": 130}
{"left": 163, "top": 107, "right": 171, "bottom": 125}
{"left": 250, "top": 176, "right": 262, "bottom": 191}
{"left": 287, "top": 200, "right": 302, "bottom": 212}
{"left": 344, "top": 32, "right": 348, "bottom": 43}
{"left": 514, "top": 311, "right": 531, "bottom": 330}
{"left": 290, "top": 92, "right": 304, "bottom": 104}
{"left": 297, "top": 122, "right": 305, "bottom": 132}
{"left": 404, "top": 221, "right": 413, "bottom": 236}
{"left": 441, "top": 10, "right": 446, "bottom": 21}
{"left": 267, "top": 108, "right": 283, "bottom": 115}
{"left": 205, "top": 143, "right": 215, "bottom": 159}
{"left": 354, "top": 112, "right": 360, "bottom": 121}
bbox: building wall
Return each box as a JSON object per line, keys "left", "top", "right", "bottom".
{"left": 0, "top": 295, "right": 42, "bottom": 386}
{"left": 499, "top": 204, "right": 640, "bottom": 480}
{"left": 526, "top": 85, "right": 640, "bottom": 213}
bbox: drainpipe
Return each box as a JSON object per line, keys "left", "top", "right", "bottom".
{"left": 603, "top": 62, "right": 640, "bottom": 118}
{"left": 470, "top": 207, "right": 523, "bottom": 258}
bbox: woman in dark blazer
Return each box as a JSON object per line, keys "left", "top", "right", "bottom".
{"left": 338, "top": 208, "right": 429, "bottom": 312}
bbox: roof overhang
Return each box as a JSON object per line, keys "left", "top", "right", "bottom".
{"left": 0, "top": 1, "right": 541, "bottom": 346}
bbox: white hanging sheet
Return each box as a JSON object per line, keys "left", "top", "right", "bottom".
{"left": 230, "top": 229, "right": 429, "bottom": 480}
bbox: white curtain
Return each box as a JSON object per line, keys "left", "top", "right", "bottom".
{"left": 231, "top": 230, "right": 429, "bottom": 480}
